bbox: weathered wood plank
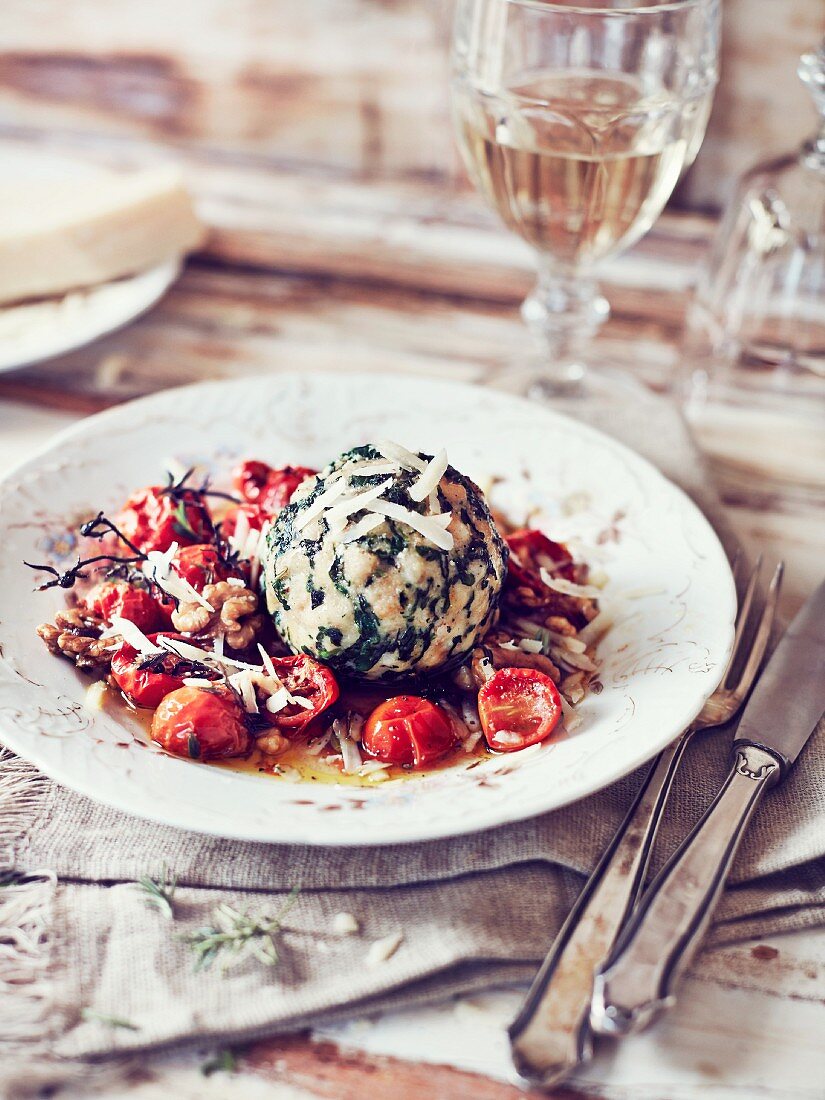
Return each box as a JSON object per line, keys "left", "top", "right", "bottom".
{"left": 1, "top": 0, "right": 821, "bottom": 209}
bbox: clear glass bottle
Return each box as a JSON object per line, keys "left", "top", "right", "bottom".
{"left": 683, "top": 40, "right": 825, "bottom": 505}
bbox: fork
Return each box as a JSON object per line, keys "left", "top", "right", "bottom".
{"left": 508, "top": 556, "right": 782, "bottom": 1088}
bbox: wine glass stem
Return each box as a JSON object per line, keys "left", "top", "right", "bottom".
{"left": 521, "top": 260, "right": 610, "bottom": 389}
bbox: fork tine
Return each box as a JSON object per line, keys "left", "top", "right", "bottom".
{"left": 730, "top": 562, "right": 783, "bottom": 705}
{"left": 723, "top": 555, "right": 762, "bottom": 685}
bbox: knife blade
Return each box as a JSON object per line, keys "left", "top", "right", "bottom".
{"left": 734, "top": 577, "right": 825, "bottom": 773}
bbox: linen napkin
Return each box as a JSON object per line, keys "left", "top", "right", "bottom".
{"left": 2, "top": 381, "right": 823, "bottom": 1094}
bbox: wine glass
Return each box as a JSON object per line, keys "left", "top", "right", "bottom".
{"left": 451, "top": 0, "right": 720, "bottom": 397}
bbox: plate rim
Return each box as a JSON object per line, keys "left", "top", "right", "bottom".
{"left": 0, "top": 372, "right": 737, "bottom": 845}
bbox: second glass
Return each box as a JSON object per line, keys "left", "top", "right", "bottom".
{"left": 451, "top": 0, "right": 719, "bottom": 395}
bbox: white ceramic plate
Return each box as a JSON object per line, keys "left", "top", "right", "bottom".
{"left": 0, "top": 373, "right": 735, "bottom": 845}
{"left": 0, "top": 148, "right": 180, "bottom": 373}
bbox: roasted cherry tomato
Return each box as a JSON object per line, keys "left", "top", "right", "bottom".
{"left": 110, "top": 633, "right": 213, "bottom": 709}
{"left": 151, "top": 685, "right": 249, "bottom": 761}
{"left": 362, "top": 695, "right": 455, "bottom": 768}
{"left": 478, "top": 667, "right": 562, "bottom": 753}
{"left": 115, "top": 486, "right": 213, "bottom": 555}
{"left": 220, "top": 502, "right": 268, "bottom": 541}
{"left": 232, "top": 461, "right": 316, "bottom": 515}
{"left": 263, "top": 654, "right": 339, "bottom": 733}
{"left": 505, "top": 529, "right": 575, "bottom": 595}
{"left": 172, "top": 544, "right": 240, "bottom": 592}
{"left": 83, "top": 580, "right": 165, "bottom": 632}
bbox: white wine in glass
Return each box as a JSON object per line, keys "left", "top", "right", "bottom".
{"left": 451, "top": 0, "right": 719, "bottom": 395}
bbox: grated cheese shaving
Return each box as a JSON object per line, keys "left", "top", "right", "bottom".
{"left": 265, "top": 687, "right": 292, "bottom": 714}
{"left": 367, "top": 501, "right": 454, "bottom": 551}
{"left": 538, "top": 570, "right": 602, "bottom": 600}
{"left": 229, "top": 669, "right": 259, "bottom": 713}
{"left": 331, "top": 911, "right": 360, "bottom": 935}
{"left": 518, "top": 638, "right": 544, "bottom": 654}
{"left": 293, "top": 476, "right": 348, "bottom": 532}
{"left": 325, "top": 478, "right": 393, "bottom": 523}
{"left": 366, "top": 931, "right": 403, "bottom": 967}
{"left": 342, "top": 513, "right": 384, "bottom": 544}
{"left": 408, "top": 449, "right": 448, "bottom": 503}
{"left": 182, "top": 677, "right": 215, "bottom": 688}
{"left": 109, "top": 617, "right": 162, "bottom": 655}
{"left": 374, "top": 440, "right": 425, "bottom": 472}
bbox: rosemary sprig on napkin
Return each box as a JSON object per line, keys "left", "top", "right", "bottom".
{"left": 183, "top": 886, "right": 300, "bottom": 972}
{"left": 137, "top": 864, "right": 177, "bottom": 919}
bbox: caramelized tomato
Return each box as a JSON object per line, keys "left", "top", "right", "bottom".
{"left": 151, "top": 685, "right": 249, "bottom": 760}
{"left": 505, "top": 529, "right": 575, "bottom": 597}
{"left": 362, "top": 695, "right": 455, "bottom": 768}
{"left": 263, "top": 654, "right": 339, "bottom": 733}
{"left": 110, "top": 633, "right": 214, "bottom": 709}
{"left": 172, "top": 544, "right": 242, "bottom": 592}
{"left": 115, "top": 486, "right": 212, "bottom": 555}
{"left": 84, "top": 580, "right": 166, "bottom": 632}
{"left": 232, "top": 461, "right": 316, "bottom": 515}
{"left": 478, "top": 667, "right": 562, "bottom": 753}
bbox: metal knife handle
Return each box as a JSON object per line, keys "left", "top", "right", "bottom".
{"left": 509, "top": 732, "right": 691, "bottom": 1086}
{"left": 591, "top": 743, "right": 780, "bottom": 1037}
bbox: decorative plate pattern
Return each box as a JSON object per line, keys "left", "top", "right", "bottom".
{"left": 0, "top": 373, "right": 735, "bottom": 845}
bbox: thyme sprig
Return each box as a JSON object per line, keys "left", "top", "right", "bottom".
{"left": 24, "top": 552, "right": 144, "bottom": 591}
{"left": 81, "top": 1008, "right": 139, "bottom": 1031}
{"left": 137, "top": 864, "right": 178, "bottom": 919}
{"left": 182, "top": 886, "right": 300, "bottom": 972}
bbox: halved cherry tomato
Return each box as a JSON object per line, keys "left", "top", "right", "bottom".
{"left": 263, "top": 654, "right": 339, "bottom": 733}
{"left": 362, "top": 695, "right": 455, "bottom": 768}
{"left": 505, "top": 529, "right": 575, "bottom": 596}
{"left": 232, "top": 461, "right": 316, "bottom": 515}
{"left": 110, "top": 633, "right": 215, "bottom": 709}
{"left": 115, "top": 486, "right": 213, "bottom": 555}
{"left": 83, "top": 580, "right": 165, "bottom": 632}
{"left": 151, "top": 685, "right": 249, "bottom": 760}
{"left": 172, "top": 544, "right": 241, "bottom": 592}
{"left": 478, "top": 667, "right": 562, "bottom": 753}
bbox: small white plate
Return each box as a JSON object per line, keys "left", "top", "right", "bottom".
{"left": 0, "top": 373, "right": 735, "bottom": 845}
{"left": 0, "top": 148, "right": 180, "bottom": 373}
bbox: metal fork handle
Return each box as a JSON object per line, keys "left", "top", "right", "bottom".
{"left": 509, "top": 729, "right": 692, "bottom": 1086}
{"left": 590, "top": 743, "right": 781, "bottom": 1037}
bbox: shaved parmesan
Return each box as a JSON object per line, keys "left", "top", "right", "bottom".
{"left": 265, "top": 687, "right": 292, "bottom": 714}
{"left": 492, "top": 730, "right": 523, "bottom": 747}
{"left": 325, "top": 478, "right": 393, "bottom": 523}
{"left": 182, "top": 677, "right": 215, "bottom": 688}
{"left": 229, "top": 669, "right": 258, "bottom": 713}
{"left": 366, "top": 931, "right": 403, "bottom": 967}
{"left": 257, "top": 645, "right": 281, "bottom": 683}
{"left": 109, "top": 617, "right": 161, "bottom": 655}
{"left": 342, "top": 513, "right": 384, "bottom": 543}
{"left": 518, "top": 638, "right": 544, "bottom": 654}
{"left": 142, "top": 545, "right": 214, "bottom": 612}
{"left": 368, "top": 500, "right": 454, "bottom": 551}
{"left": 538, "top": 570, "right": 602, "bottom": 600}
{"left": 374, "top": 440, "right": 425, "bottom": 472}
{"left": 228, "top": 507, "right": 250, "bottom": 556}
{"left": 294, "top": 476, "right": 348, "bottom": 532}
{"left": 331, "top": 911, "right": 360, "bottom": 935}
{"left": 290, "top": 695, "right": 315, "bottom": 711}
{"left": 408, "top": 448, "right": 448, "bottom": 503}
{"left": 462, "top": 729, "right": 484, "bottom": 753}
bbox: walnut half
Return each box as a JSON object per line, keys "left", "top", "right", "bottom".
{"left": 172, "top": 581, "right": 263, "bottom": 650}
{"left": 37, "top": 608, "right": 120, "bottom": 674}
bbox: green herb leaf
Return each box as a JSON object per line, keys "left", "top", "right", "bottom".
{"left": 137, "top": 864, "right": 178, "bottom": 920}
{"left": 81, "top": 1008, "right": 139, "bottom": 1031}
{"left": 201, "top": 1049, "right": 238, "bottom": 1076}
{"left": 181, "top": 886, "right": 300, "bottom": 973}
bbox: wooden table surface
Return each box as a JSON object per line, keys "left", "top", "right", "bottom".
{"left": 2, "top": 134, "right": 823, "bottom": 1099}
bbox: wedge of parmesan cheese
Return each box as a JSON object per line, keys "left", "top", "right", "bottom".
{"left": 0, "top": 167, "right": 206, "bottom": 305}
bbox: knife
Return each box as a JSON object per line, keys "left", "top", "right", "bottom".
{"left": 590, "top": 577, "right": 825, "bottom": 1037}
